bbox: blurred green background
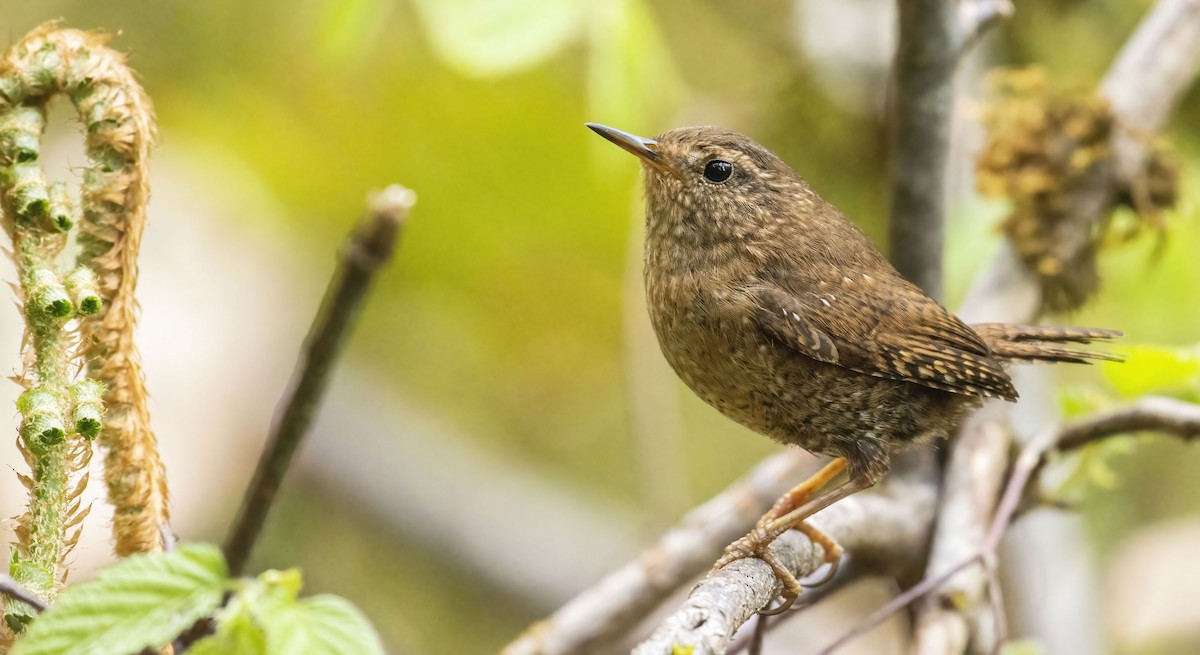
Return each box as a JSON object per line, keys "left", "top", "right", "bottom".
{"left": 0, "top": 0, "right": 1198, "bottom": 653}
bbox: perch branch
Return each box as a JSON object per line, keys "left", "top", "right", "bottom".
{"left": 633, "top": 480, "right": 935, "bottom": 655}
{"left": 223, "top": 185, "right": 415, "bottom": 577}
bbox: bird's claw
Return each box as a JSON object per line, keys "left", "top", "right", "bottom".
{"left": 712, "top": 527, "right": 804, "bottom": 615}
{"left": 712, "top": 524, "right": 845, "bottom": 615}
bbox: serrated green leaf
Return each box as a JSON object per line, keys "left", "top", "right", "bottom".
{"left": 410, "top": 0, "right": 585, "bottom": 76}
{"left": 260, "top": 595, "right": 384, "bottom": 655}
{"left": 12, "top": 543, "right": 228, "bottom": 655}
{"left": 1103, "top": 344, "right": 1200, "bottom": 397}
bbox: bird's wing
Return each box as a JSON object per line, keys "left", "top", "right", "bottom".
{"left": 754, "top": 274, "right": 1018, "bottom": 401}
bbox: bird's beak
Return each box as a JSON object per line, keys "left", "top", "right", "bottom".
{"left": 586, "top": 123, "right": 682, "bottom": 180}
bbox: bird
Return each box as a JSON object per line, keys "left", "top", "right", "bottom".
{"left": 587, "top": 122, "right": 1120, "bottom": 612}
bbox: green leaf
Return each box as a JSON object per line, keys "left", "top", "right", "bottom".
{"left": 13, "top": 543, "right": 228, "bottom": 655}
{"left": 410, "top": 0, "right": 585, "bottom": 76}
{"left": 260, "top": 595, "right": 384, "bottom": 655}
{"left": 1103, "top": 344, "right": 1200, "bottom": 397}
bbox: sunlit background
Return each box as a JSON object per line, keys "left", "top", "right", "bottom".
{"left": 0, "top": 1, "right": 1198, "bottom": 653}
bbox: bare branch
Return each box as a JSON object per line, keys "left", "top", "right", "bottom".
{"left": 223, "top": 185, "right": 415, "bottom": 577}
{"left": 1101, "top": 0, "right": 1200, "bottom": 180}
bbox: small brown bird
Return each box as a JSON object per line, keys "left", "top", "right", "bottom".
{"left": 588, "top": 123, "right": 1120, "bottom": 610}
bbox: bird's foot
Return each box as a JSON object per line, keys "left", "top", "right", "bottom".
{"left": 711, "top": 520, "right": 844, "bottom": 615}
{"left": 713, "top": 525, "right": 802, "bottom": 614}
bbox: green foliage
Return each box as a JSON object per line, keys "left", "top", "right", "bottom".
{"left": 13, "top": 544, "right": 227, "bottom": 655}
{"left": 1102, "top": 343, "right": 1200, "bottom": 398}
{"left": 259, "top": 595, "right": 384, "bottom": 655}
{"left": 190, "top": 568, "right": 384, "bottom": 655}
{"left": 13, "top": 543, "right": 384, "bottom": 655}
{"left": 410, "top": 0, "right": 585, "bottom": 76}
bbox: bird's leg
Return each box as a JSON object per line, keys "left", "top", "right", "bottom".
{"left": 758, "top": 457, "right": 848, "bottom": 525}
{"left": 712, "top": 462, "right": 872, "bottom": 614}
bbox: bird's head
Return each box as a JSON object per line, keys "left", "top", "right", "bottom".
{"left": 586, "top": 123, "right": 804, "bottom": 244}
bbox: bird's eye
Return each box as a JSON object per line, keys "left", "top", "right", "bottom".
{"left": 703, "top": 159, "right": 733, "bottom": 183}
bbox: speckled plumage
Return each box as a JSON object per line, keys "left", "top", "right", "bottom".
{"left": 622, "top": 125, "right": 1119, "bottom": 487}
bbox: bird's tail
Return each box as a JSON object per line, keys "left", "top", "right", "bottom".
{"left": 971, "top": 324, "right": 1124, "bottom": 364}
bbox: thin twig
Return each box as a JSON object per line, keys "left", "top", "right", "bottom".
{"left": 222, "top": 185, "right": 416, "bottom": 577}
{"left": 0, "top": 574, "right": 48, "bottom": 613}
{"left": 1055, "top": 395, "right": 1200, "bottom": 452}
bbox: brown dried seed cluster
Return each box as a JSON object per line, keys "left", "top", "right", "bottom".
{"left": 975, "top": 67, "right": 1177, "bottom": 312}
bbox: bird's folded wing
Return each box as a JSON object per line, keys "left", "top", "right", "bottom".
{"left": 754, "top": 280, "right": 1018, "bottom": 401}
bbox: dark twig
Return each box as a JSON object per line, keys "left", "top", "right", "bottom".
{"left": 222, "top": 185, "right": 416, "bottom": 577}
{"left": 0, "top": 574, "right": 48, "bottom": 613}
